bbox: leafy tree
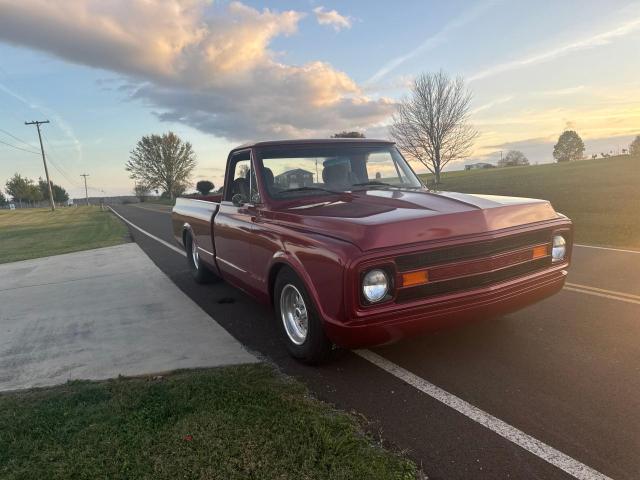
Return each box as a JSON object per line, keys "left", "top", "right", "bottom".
{"left": 5, "top": 174, "right": 35, "bottom": 203}
{"left": 126, "top": 132, "right": 197, "bottom": 199}
{"left": 27, "top": 185, "right": 43, "bottom": 203}
{"left": 630, "top": 135, "right": 640, "bottom": 157}
{"left": 38, "top": 178, "right": 69, "bottom": 203}
{"left": 499, "top": 150, "right": 529, "bottom": 167}
{"left": 553, "top": 130, "right": 584, "bottom": 162}
{"left": 196, "top": 180, "right": 215, "bottom": 195}
{"left": 331, "top": 131, "right": 365, "bottom": 138}
{"left": 390, "top": 71, "right": 477, "bottom": 184}
{"left": 0, "top": 189, "right": 7, "bottom": 206}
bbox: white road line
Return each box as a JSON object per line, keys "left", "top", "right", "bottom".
{"left": 574, "top": 244, "right": 640, "bottom": 254}
{"left": 108, "top": 207, "right": 186, "bottom": 257}
{"left": 563, "top": 286, "right": 640, "bottom": 306}
{"left": 356, "top": 349, "right": 613, "bottom": 480}
{"left": 565, "top": 282, "right": 640, "bottom": 301}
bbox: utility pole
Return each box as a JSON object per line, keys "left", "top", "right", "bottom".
{"left": 80, "top": 174, "right": 90, "bottom": 205}
{"left": 25, "top": 120, "right": 55, "bottom": 211}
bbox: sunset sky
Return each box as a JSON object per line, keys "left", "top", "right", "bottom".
{"left": 0, "top": 0, "right": 638, "bottom": 198}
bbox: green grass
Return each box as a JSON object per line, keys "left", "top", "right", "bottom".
{"left": 421, "top": 155, "right": 640, "bottom": 249}
{"left": 0, "top": 364, "right": 417, "bottom": 480}
{"left": 0, "top": 206, "right": 129, "bottom": 264}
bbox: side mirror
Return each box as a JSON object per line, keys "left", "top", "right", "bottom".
{"left": 232, "top": 194, "right": 244, "bottom": 207}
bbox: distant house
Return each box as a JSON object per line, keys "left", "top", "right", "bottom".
{"left": 465, "top": 162, "right": 495, "bottom": 171}
{"left": 275, "top": 168, "right": 315, "bottom": 189}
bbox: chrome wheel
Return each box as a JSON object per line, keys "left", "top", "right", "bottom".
{"left": 191, "top": 235, "right": 199, "bottom": 269}
{"left": 280, "top": 284, "right": 308, "bottom": 345}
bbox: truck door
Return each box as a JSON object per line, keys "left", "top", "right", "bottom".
{"left": 214, "top": 150, "right": 261, "bottom": 294}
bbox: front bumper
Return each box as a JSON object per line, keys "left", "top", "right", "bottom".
{"left": 323, "top": 266, "right": 567, "bottom": 349}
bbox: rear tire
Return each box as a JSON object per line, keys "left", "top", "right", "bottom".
{"left": 274, "top": 268, "right": 333, "bottom": 364}
{"left": 185, "top": 231, "right": 217, "bottom": 284}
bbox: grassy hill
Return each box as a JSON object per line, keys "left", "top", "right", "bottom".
{"left": 419, "top": 155, "right": 640, "bottom": 249}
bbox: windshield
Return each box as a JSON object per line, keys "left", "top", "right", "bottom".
{"left": 256, "top": 145, "right": 422, "bottom": 199}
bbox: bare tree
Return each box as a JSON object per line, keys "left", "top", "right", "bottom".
{"left": 126, "top": 132, "right": 197, "bottom": 200}
{"left": 389, "top": 71, "right": 477, "bottom": 185}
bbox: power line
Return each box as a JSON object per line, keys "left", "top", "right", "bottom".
{"left": 40, "top": 130, "right": 82, "bottom": 189}
{"left": 47, "top": 157, "right": 78, "bottom": 189}
{"left": 0, "top": 127, "right": 35, "bottom": 149}
{"left": 0, "top": 137, "right": 40, "bottom": 155}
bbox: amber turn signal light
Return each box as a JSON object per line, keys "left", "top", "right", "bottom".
{"left": 531, "top": 245, "right": 548, "bottom": 259}
{"left": 402, "top": 270, "right": 429, "bottom": 287}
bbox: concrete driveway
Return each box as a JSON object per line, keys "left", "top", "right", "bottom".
{"left": 0, "top": 243, "right": 256, "bottom": 392}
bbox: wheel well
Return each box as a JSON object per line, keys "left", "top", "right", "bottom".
{"left": 182, "top": 228, "right": 190, "bottom": 249}
{"left": 268, "top": 262, "right": 290, "bottom": 305}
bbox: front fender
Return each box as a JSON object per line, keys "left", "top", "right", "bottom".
{"left": 265, "top": 233, "right": 361, "bottom": 335}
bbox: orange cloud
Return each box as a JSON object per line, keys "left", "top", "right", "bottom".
{"left": 0, "top": 0, "right": 393, "bottom": 140}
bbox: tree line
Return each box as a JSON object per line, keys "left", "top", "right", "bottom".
{"left": 1, "top": 174, "right": 69, "bottom": 207}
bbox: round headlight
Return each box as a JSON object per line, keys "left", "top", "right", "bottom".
{"left": 552, "top": 235, "right": 566, "bottom": 262}
{"left": 363, "top": 269, "right": 389, "bottom": 303}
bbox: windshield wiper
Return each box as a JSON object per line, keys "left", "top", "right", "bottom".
{"left": 351, "top": 181, "right": 423, "bottom": 190}
{"left": 274, "top": 186, "right": 342, "bottom": 196}
{"left": 351, "top": 181, "right": 395, "bottom": 187}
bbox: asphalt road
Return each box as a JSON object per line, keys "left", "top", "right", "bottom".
{"left": 112, "top": 203, "right": 640, "bottom": 480}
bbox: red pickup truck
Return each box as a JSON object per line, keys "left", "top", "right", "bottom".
{"left": 172, "top": 139, "right": 572, "bottom": 363}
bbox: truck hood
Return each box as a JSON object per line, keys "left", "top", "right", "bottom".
{"left": 270, "top": 189, "right": 560, "bottom": 251}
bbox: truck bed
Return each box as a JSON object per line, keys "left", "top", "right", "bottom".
{"left": 171, "top": 196, "right": 221, "bottom": 269}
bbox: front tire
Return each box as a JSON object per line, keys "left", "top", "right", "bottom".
{"left": 186, "top": 231, "right": 217, "bottom": 284}
{"left": 274, "top": 268, "right": 333, "bottom": 364}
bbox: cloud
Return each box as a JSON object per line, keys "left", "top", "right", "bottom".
{"left": 0, "top": 0, "right": 392, "bottom": 141}
{"left": 469, "top": 15, "right": 640, "bottom": 82}
{"left": 366, "top": 1, "right": 499, "bottom": 85}
{"left": 313, "top": 6, "right": 352, "bottom": 31}
{"left": 470, "top": 95, "right": 514, "bottom": 115}
{"left": 537, "top": 85, "right": 586, "bottom": 96}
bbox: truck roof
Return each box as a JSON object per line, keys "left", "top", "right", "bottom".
{"left": 231, "top": 138, "right": 394, "bottom": 152}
